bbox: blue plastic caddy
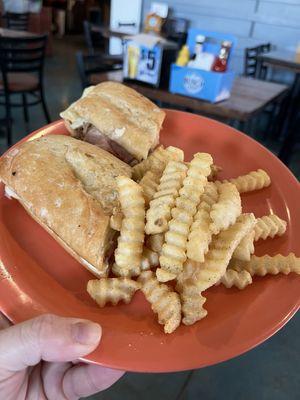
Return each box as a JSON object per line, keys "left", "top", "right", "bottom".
{"left": 169, "top": 29, "right": 237, "bottom": 103}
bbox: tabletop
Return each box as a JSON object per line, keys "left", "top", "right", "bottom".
{"left": 258, "top": 50, "right": 300, "bottom": 74}
{"left": 0, "top": 28, "right": 39, "bottom": 38}
{"left": 90, "top": 26, "right": 131, "bottom": 40}
{"left": 91, "top": 70, "right": 289, "bottom": 122}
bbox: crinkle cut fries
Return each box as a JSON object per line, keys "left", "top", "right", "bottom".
{"left": 87, "top": 145, "right": 299, "bottom": 334}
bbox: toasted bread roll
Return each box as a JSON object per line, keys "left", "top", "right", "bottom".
{"left": 0, "top": 135, "right": 131, "bottom": 276}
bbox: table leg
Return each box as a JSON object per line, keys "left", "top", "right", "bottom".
{"left": 270, "top": 94, "right": 289, "bottom": 140}
{"left": 278, "top": 112, "right": 299, "bottom": 165}
{"left": 278, "top": 73, "right": 300, "bottom": 138}
{"left": 237, "top": 120, "right": 246, "bottom": 132}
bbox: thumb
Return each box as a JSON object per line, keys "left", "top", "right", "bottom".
{"left": 0, "top": 314, "right": 101, "bottom": 372}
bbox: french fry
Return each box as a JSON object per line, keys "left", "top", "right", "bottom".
{"left": 156, "top": 268, "right": 176, "bottom": 282}
{"left": 233, "top": 230, "right": 255, "bottom": 261}
{"left": 187, "top": 182, "right": 218, "bottom": 262}
{"left": 229, "top": 253, "right": 300, "bottom": 276}
{"left": 146, "top": 233, "right": 164, "bottom": 253}
{"left": 86, "top": 139, "right": 296, "bottom": 333}
{"left": 138, "top": 271, "right": 181, "bottom": 334}
{"left": 141, "top": 247, "right": 159, "bottom": 271}
{"left": 159, "top": 153, "right": 213, "bottom": 280}
{"left": 185, "top": 162, "right": 221, "bottom": 179}
{"left": 176, "top": 214, "right": 255, "bottom": 325}
{"left": 254, "top": 214, "right": 287, "bottom": 241}
{"left": 180, "top": 284, "right": 207, "bottom": 326}
{"left": 208, "top": 164, "right": 222, "bottom": 181}
{"left": 215, "top": 169, "right": 271, "bottom": 193}
{"left": 87, "top": 278, "right": 140, "bottom": 307}
{"left": 157, "top": 215, "right": 193, "bottom": 278}
{"left": 177, "top": 153, "right": 213, "bottom": 203}
{"left": 132, "top": 145, "right": 164, "bottom": 181}
{"left": 145, "top": 160, "right": 187, "bottom": 234}
{"left": 233, "top": 214, "right": 287, "bottom": 261}
{"left": 215, "top": 269, "right": 252, "bottom": 289}
{"left": 139, "top": 170, "right": 160, "bottom": 205}
{"left": 114, "top": 176, "right": 145, "bottom": 277}
{"left": 183, "top": 214, "right": 256, "bottom": 292}
{"left": 132, "top": 145, "right": 184, "bottom": 181}
{"left": 176, "top": 259, "right": 200, "bottom": 288}
{"left": 175, "top": 261, "right": 207, "bottom": 325}
{"left": 165, "top": 146, "right": 185, "bottom": 161}
{"left": 210, "top": 182, "right": 241, "bottom": 235}
{"left": 158, "top": 214, "right": 190, "bottom": 278}
{"left": 110, "top": 206, "right": 123, "bottom": 231}
{"left": 149, "top": 146, "right": 174, "bottom": 174}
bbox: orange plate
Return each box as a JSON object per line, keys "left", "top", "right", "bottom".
{"left": 0, "top": 110, "right": 299, "bottom": 373}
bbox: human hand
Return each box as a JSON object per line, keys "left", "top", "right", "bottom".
{"left": 0, "top": 313, "right": 124, "bottom": 399}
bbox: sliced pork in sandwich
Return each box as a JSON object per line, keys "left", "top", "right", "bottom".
{"left": 60, "top": 81, "right": 166, "bottom": 165}
{"left": 0, "top": 135, "right": 131, "bottom": 277}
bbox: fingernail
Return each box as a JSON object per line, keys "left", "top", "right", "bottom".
{"left": 71, "top": 321, "right": 102, "bottom": 345}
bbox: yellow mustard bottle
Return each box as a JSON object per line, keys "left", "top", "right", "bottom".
{"left": 176, "top": 45, "right": 190, "bottom": 67}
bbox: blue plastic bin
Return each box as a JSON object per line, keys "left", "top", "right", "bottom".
{"left": 169, "top": 29, "right": 237, "bottom": 103}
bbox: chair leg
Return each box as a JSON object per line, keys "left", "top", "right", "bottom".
{"left": 40, "top": 89, "right": 51, "bottom": 124}
{"left": 4, "top": 93, "right": 12, "bottom": 146}
{"left": 6, "top": 119, "right": 12, "bottom": 147}
{"left": 22, "top": 93, "right": 29, "bottom": 126}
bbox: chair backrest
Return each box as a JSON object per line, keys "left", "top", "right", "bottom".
{"left": 6, "top": 12, "right": 30, "bottom": 31}
{"left": 83, "top": 20, "right": 107, "bottom": 55}
{"left": 76, "top": 51, "right": 119, "bottom": 88}
{"left": 244, "top": 42, "right": 271, "bottom": 78}
{"left": 163, "top": 17, "right": 189, "bottom": 46}
{"left": 88, "top": 7, "right": 102, "bottom": 25}
{"left": 0, "top": 35, "right": 48, "bottom": 80}
{"left": 164, "top": 18, "right": 189, "bottom": 36}
{"left": 77, "top": 51, "right": 108, "bottom": 88}
{"left": 83, "top": 20, "right": 94, "bottom": 54}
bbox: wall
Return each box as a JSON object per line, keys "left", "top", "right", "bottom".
{"left": 142, "top": 0, "right": 300, "bottom": 75}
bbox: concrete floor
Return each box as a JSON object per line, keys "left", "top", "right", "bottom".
{"left": 0, "top": 36, "right": 298, "bottom": 400}
{"left": 91, "top": 313, "right": 300, "bottom": 400}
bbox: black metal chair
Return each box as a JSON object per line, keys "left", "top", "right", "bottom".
{"left": 83, "top": 20, "right": 99, "bottom": 55}
{"left": 0, "top": 35, "right": 50, "bottom": 145}
{"left": 6, "top": 12, "right": 30, "bottom": 31}
{"left": 244, "top": 43, "right": 271, "bottom": 79}
{"left": 83, "top": 20, "right": 113, "bottom": 55}
{"left": 83, "top": 20, "right": 123, "bottom": 65}
{"left": 163, "top": 18, "right": 189, "bottom": 47}
{"left": 76, "top": 51, "right": 122, "bottom": 89}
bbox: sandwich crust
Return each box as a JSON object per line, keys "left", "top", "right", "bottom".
{"left": 0, "top": 135, "right": 131, "bottom": 275}
{"left": 60, "top": 81, "right": 165, "bottom": 161}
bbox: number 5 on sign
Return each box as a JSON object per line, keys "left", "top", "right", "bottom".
{"left": 124, "top": 41, "right": 162, "bottom": 85}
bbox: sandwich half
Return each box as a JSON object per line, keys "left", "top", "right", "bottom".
{"left": 0, "top": 135, "right": 131, "bottom": 277}
{"left": 60, "top": 81, "right": 165, "bottom": 165}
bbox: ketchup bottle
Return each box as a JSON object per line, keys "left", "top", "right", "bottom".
{"left": 212, "top": 41, "right": 232, "bottom": 72}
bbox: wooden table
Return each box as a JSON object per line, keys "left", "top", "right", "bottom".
{"left": 90, "top": 26, "right": 132, "bottom": 40}
{"left": 0, "top": 28, "right": 39, "bottom": 38}
{"left": 91, "top": 70, "right": 289, "bottom": 129}
{"left": 0, "top": 7, "right": 53, "bottom": 54}
{"left": 0, "top": 26, "right": 52, "bottom": 55}
{"left": 257, "top": 50, "right": 300, "bottom": 74}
